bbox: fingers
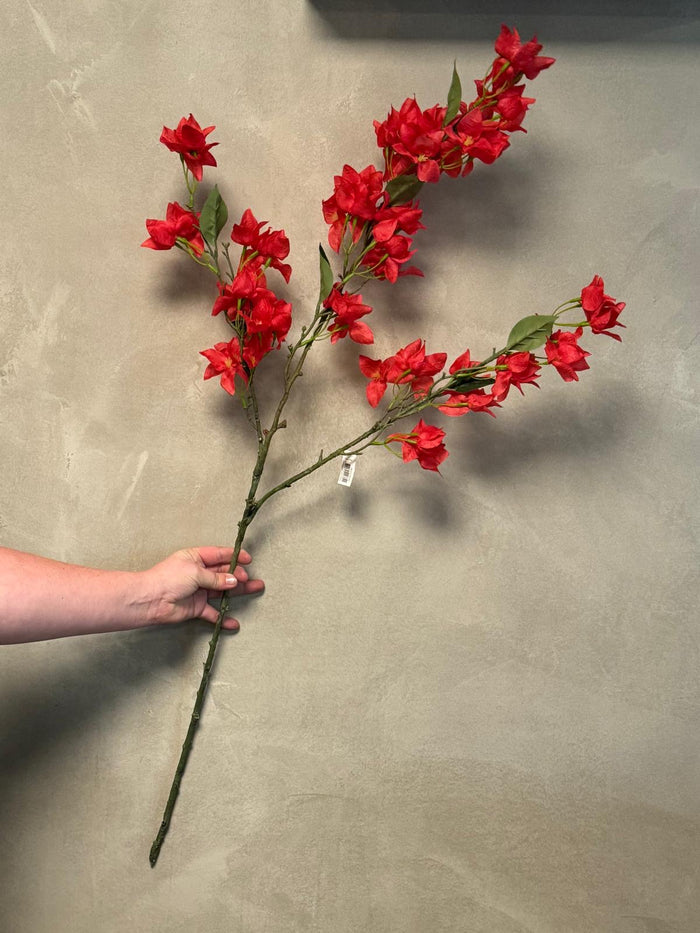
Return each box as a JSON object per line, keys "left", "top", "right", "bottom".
{"left": 198, "top": 602, "right": 240, "bottom": 631}
{"left": 239, "top": 577, "right": 265, "bottom": 595}
{"left": 206, "top": 577, "right": 264, "bottom": 600}
{"left": 195, "top": 567, "right": 241, "bottom": 592}
{"left": 193, "top": 546, "right": 253, "bottom": 567}
{"left": 192, "top": 546, "right": 234, "bottom": 567}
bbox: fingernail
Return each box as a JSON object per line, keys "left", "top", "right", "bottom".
{"left": 225, "top": 575, "right": 238, "bottom": 586}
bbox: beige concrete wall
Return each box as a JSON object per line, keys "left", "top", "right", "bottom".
{"left": 1, "top": 2, "right": 698, "bottom": 930}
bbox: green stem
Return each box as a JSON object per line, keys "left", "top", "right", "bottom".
{"left": 176, "top": 241, "right": 219, "bottom": 276}
{"left": 149, "top": 423, "right": 272, "bottom": 867}
{"left": 181, "top": 158, "right": 197, "bottom": 210}
{"left": 246, "top": 371, "right": 265, "bottom": 444}
{"left": 253, "top": 417, "right": 389, "bottom": 514}
{"left": 148, "top": 505, "right": 255, "bottom": 867}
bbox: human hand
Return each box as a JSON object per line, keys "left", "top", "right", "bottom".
{"left": 142, "top": 546, "right": 264, "bottom": 630}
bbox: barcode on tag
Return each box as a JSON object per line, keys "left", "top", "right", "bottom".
{"left": 337, "top": 455, "right": 357, "bottom": 487}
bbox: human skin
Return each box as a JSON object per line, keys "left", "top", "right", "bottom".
{"left": 0, "top": 546, "right": 263, "bottom": 645}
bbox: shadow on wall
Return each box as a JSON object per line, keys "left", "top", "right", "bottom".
{"left": 0, "top": 617, "right": 256, "bottom": 878}
{"left": 308, "top": 0, "right": 700, "bottom": 42}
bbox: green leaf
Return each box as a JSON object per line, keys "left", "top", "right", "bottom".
{"left": 199, "top": 185, "right": 228, "bottom": 252}
{"left": 318, "top": 244, "right": 334, "bottom": 301}
{"left": 505, "top": 314, "right": 556, "bottom": 353}
{"left": 448, "top": 375, "right": 495, "bottom": 394}
{"left": 386, "top": 174, "right": 424, "bottom": 206}
{"left": 444, "top": 61, "right": 462, "bottom": 125}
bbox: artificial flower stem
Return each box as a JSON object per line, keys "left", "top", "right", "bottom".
{"left": 149, "top": 429, "right": 271, "bottom": 867}
{"left": 181, "top": 157, "right": 197, "bottom": 210}
{"left": 253, "top": 420, "right": 387, "bottom": 514}
{"left": 148, "top": 519, "right": 251, "bottom": 867}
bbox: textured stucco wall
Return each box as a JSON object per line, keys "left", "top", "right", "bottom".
{"left": 1, "top": 2, "right": 698, "bottom": 931}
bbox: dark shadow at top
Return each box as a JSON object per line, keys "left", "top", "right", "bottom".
{"left": 308, "top": 0, "right": 700, "bottom": 43}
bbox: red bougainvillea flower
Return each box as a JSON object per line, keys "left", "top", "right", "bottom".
{"left": 386, "top": 419, "right": 449, "bottom": 472}
{"left": 449, "top": 349, "right": 478, "bottom": 374}
{"left": 545, "top": 327, "right": 591, "bottom": 382}
{"left": 245, "top": 293, "right": 292, "bottom": 343}
{"left": 333, "top": 164, "right": 384, "bottom": 220}
{"left": 495, "top": 85, "right": 537, "bottom": 132}
{"left": 384, "top": 338, "right": 447, "bottom": 395}
{"left": 492, "top": 351, "right": 541, "bottom": 401}
{"left": 324, "top": 286, "right": 374, "bottom": 345}
{"left": 462, "top": 126, "right": 510, "bottom": 165}
{"left": 141, "top": 202, "right": 204, "bottom": 256}
{"left": 242, "top": 332, "right": 274, "bottom": 369}
{"left": 211, "top": 267, "right": 260, "bottom": 317}
{"left": 256, "top": 230, "right": 293, "bottom": 282}
{"left": 358, "top": 355, "right": 390, "bottom": 407}
{"left": 494, "top": 25, "right": 556, "bottom": 80}
{"left": 437, "top": 388, "right": 501, "bottom": 418}
{"left": 442, "top": 109, "right": 488, "bottom": 173}
{"left": 361, "top": 234, "right": 422, "bottom": 283}
{"left": 322, "top": 164, "right": 384, "bottom": 252}
{"left": 322, "top": 193, "right": 357, "bottom": 254}
{"left": 374, "top": 98, "right": 447, "bottom": 181}
{"left": 159, "top": 115, "right": 218, "bottom": 181}
{"left": 200, "top": 338, "right": 247, "bottom": 395}
{"left": 372, "top": 202, "right": 425, "bottom": 242}
{"left": 230, "top": 208, "right": 265, "bottom": 247}
{"left": 443, "top": 109, "right": 509, "bottom": 171}
{"left": 231, "top": 209, "right": 292, "bottom": 282}
{"left": 580, "top": 275, "right": 626, "bottom": 340}
{"left": 359, "top": 339, "right": 446, "bottom": 407}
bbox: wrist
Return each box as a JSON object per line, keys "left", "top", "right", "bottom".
{"left": 134, "top": 569, "right": 168, "bottom": 627}
{"left": 97, "top": 569, "right": 158, "bottom": 632}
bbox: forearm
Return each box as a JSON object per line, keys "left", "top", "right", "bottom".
{"left": 0, "top": 547, "right": 154, "bottom": 644}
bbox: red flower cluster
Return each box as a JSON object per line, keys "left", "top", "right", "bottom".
{"left": 144, "top": 63, "right": 625, "bottom": 484}
{"left": 320, "top": 27, "right": 554, "bottom": 296}
{"left": 492, "top": 351, "right": 541, "bottom": 401}
{"left": 375, "top": 100, "right": 448, "bottom": 183}
{"left": 323, "top": 165, "right": 424, "bottom": 282}
{"left": 323, "top": 286, "right": 374, "bottom": 345}
{"left": 231, "top": 209, "right": 292, "bottom": 283}
{"left": 141, "top": 202, "right": 204, "bottom": 255}
{"left": 539, "top": 275, "right": 624, "bottom": 383}
{"left": 200, "top": 338, "right": 246, "bottom": 396}
{"left": 386, "top": 420, "right": 449, "bottom": 473}
{"left": 160, "top": 115, "right": 218, "bottom": 181}
{"left": 545, "top": 328, "right": 590, "bottom": 382}
{"left": 493, "top": 24, "right": 556, "bottom": 81}
{"left": 580, "top": 275, "right": 626, "bottom": 340}
{"left": 201, "top": 209, "right": 293, "bottom": 395}
{"left": 436, "top": 349, "right": 500, "bottom": 418}
{"left": 374, "top": 24, "right": 554, "bottom": 184}
{"left": 323, "top": 164, "right": 384, "bottom": 251}
{"left": 359, "top": 339, "right": 447, "bottom": 407}
{"left": 144, "top": 116, "right": 294, "bottom": 398}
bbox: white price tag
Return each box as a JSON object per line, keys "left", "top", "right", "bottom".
{"left": 337, "top": 455, "right": 357, "bottom": 487}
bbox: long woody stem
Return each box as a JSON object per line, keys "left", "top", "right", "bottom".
{"left": 149, "top": 438, "right": 267, "bottom": 866}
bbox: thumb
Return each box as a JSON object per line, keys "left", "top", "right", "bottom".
{"left": 195, "top": 568, "right": 239, "bottom": 592}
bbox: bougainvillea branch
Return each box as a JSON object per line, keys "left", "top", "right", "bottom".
{"left": 143, "top": 25, "right": 625, "bottom": 865}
